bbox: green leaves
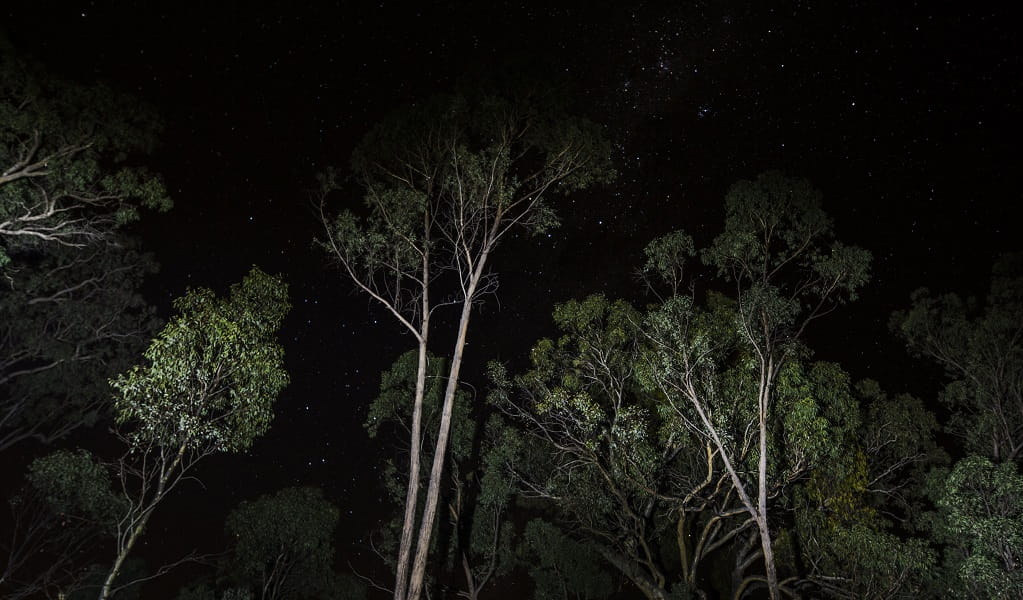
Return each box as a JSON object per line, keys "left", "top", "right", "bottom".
{"left": 111, "top": 267, "right": 290, "bottom": 453}
{"left": 934, "top": 456, "right": 1023, "bottom": 599}
{"left": 0, "top": 47, "right": 170, "bottom": 264}
{"left": 26, "top": 449, "right": 124, "bottom": 530}
{"left": 224, "top": 487, "right": 339, "bottom": 599}
{"left": 893, "top": 253, "right": 1023, "bottom": 461}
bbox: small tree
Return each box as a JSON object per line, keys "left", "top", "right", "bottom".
{"left": 1, "top": 450, "right": 124, "bottom": 599}
{"left": 224, "top": 487, "right": 339, "bottom": 600}
{"left": 98, "top": 267, "right": 290, "bottom": 599}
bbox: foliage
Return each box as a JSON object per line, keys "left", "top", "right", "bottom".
{"left": 892, "top": 253, "right": 1023, "bottom": 461}
{"left": 0, "top": 40, "right": 170, "bottom": 267}
{"left": 1, "top": 449, "right": 124, "bottom": 599}
{"left": 0, "top": 238, "right": 158, "bottom": 451}
{"left": 491, "top": 294, "right": 737, "bottom": 599}
{"left": 519, "top": 519, "right": 613, "bottom": 600}
{"left": 224, "top": 487, "right": 339, "bottom": 600}
{"left": 25, "top": 449, "right": 124, "bottom": 528}
{"left": 111, "top": 266, "right": 290, "bottom": 453}
{"left": 931, "top": 456, "right": 1023, "bottom": 599}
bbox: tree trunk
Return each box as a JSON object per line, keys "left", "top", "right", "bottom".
{"left": 406, "top": 259, "right": 484, "bottom": 600}
{"left": 756, "top": 370, "right": 780, "bottom": 600}
{"left": 595, "top": 544, "right": 671, "bottom": 600}
{"left": 393, "top": 330, "right": 429, "bottom": 600}
{"left": 99, "top": 441, "right": 187, "bottom": 599}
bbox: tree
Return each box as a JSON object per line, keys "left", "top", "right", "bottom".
{"left": 518, "top": 520, "right": 613, "bottom": 600}
{"left": 931, "top": 456, "right": 1023, "bottom": 599}
{"left": 892, "top": 253, "right": 1023, "bottom": 461}
{"left": 223, "top": 487, "right": 339, "bottom": 600}
{"left": 785, "top": 379, "right": 940, "bottom": 598}
{"left": 0, "top": 237, "right": 158, "bottom": 452}
{"left": 490, "top": 295, "right": 741, "bottom": 600}
{"left": 0, "top": 40, "right": 170, "bottom": 267}
{"left": 366, "top": 351, "right": 514, "bottom": 600}
{"left": 642, "top": 173, "right": 871, "bottom": 599}
{"left": 98, "top": 267, "right": 290, "bottom": 599}
{"left": 1, "top": 450, "right": 124, "bottom": 599}
{"left": 319, "top": 89, "right": 612, "bottom": 600}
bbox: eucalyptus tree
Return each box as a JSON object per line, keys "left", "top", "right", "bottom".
{"left": 366, "top": 351, "right": 514, "bottom": 600}
{"left": 1, "top": 450, "right": 124, "bottom": 599}
{"left": 489, "top": 294, "right": 743, "bottom": 600}
{"left": 0, "top": 238, "right": 158, "bottom": 452}
{"left": 223, "top": 487, "right": 339, "bottom": 600}
{"left": 641, "top": 173, "right": 871, "bottom": 599}
{"left": 930, "top": 456, "right": 1023, "bottom": 599}
{"left": 0, "top": 41, "right": 170, "bottom": 267}
{"left": 319, "top": 90, "right": 612, "bottom": 600}
{"left": 98, "top": 267, "right": 290, "bottom": 599}
{"left": 784, "top": 379, "right": 939, "bottom": 599}
{"left": 892, "top": 253, "right": 1023, "bottom": 462}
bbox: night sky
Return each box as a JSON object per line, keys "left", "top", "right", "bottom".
{"left": 2, "top": 1, "right": 1020, "bottom": 596}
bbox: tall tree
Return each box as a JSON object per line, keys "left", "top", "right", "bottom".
{"left": 319, "top": 90, "right": 612, "bottom": 600}
{"left": 642, "top": 173, "right": 871, "bottom": 599}
{"left": 892, "top": 253, "right": 1023, "bottom": 461}
{"left": 0, "top": 41, "right": 170, "bottom": 267}
{"left": 99, "top": 267, "right": 290, "bottom": 599}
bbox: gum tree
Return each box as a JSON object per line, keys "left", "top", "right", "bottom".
{"left": 893, "top": 253, "right": 1023, "bottom": 461}
{"left": 642, "top": 173, "right": 870, "bottom": 599}
{"left": 0, "top": 41, "right": 170, "bottom": 267}
{"left": 0, "top": 239, "right": 158, "bottom": 452}
{"left": 319, "top": 90, "right": 612, "bottom": 600}
{"left": 224, "top": 487, "right": 339, "bottom": 600}
{"left": 98, "top": 267, "right": 290, "bottom": 599}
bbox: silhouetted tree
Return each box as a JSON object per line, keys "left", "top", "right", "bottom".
{"left": 223, "top": 487, "right": 338, "bottom": 600}
{"left": 893, "top": 253, "right": 1023, "bottom": 462}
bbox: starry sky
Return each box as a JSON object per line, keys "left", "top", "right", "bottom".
{"left": 2, "top": 1, "right": 1020, "bottom": 594}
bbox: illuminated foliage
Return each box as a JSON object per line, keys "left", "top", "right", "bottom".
{"left": 111, "top": 267, "right": 289, "bottom": 453}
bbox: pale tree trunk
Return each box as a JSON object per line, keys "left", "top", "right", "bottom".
{"left": 99, "top": 441, "right": 187, "bottom": 600}
{"left": 406, "top": 253, "right": 487, "bottom": 600}
{"left": 756, "top": 366, "right": 779, "bottom": 600}
{"left": 393, "top": 281, "right": 430, "bottom": 600}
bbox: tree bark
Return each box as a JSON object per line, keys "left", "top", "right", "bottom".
{"left": 406, "top": 286, "right": 477, "bottom": 600}
{"left": 393, "top": 294, "right": 430, "bottom": 600}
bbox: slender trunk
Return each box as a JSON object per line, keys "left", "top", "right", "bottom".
{"left": 756, "top": 365, "right": 779, "bottom": 600}
{"left": 394, "top": 322, "right": 429, "bottom": 600}
{"left": 406, "top": 264, "right": 483, "bottom": 600}
{"left": 99, "top": 441, "right": 187, "bottom": 600}
{"left": 461, "top": 553, "right": 478, "bottom": 600}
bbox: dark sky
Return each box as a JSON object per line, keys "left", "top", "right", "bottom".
{"left": 3, "top": 1, "right": 1020, "bottom": 596}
